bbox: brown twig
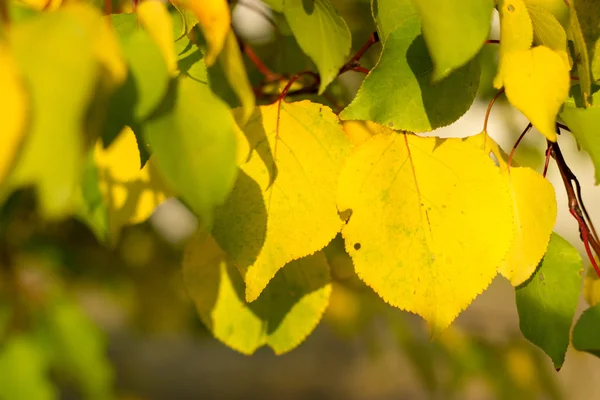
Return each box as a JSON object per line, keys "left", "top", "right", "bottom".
{"left": 483, "top": 89, "right": 505, "bottom": 132}
{"left": 547, "top": 129, "right": 600, "bottom": 277}
{"left": 507, "top": 123, "right": 532, "bottom": 169}
{"left": 485, "top": 39, "right": 500, "bottom": 44}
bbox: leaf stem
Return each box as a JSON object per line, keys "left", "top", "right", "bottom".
{"left": 485, "top": 39, "right": 500, "bottom": 44}
{"left": 483, "top": 89, "right": 505, "bottom": 132}
{"left": 507, "top": 123, "right": 532, "bottom": 170}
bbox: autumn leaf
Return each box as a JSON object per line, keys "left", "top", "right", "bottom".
{"left": 92, "top": 127, "right": 170, "bottom": 244}
{"left": 338, "top": 129, "right": 514, "bottom": 334}
{"left": 584, "top": 266, "right": 600, "bottom": 307}
{"left": 212, "top": 100, "right": 351, "bottom": 302}
{"left": 0, "top": 42, "right": 28, "bottom": 185}
{"left": 183, "top": 232, "right": 332, "bottom": 355}
{"left": 499, "top": 168, "right": 557, "bottom": 286}
{"left": 171, "top": 0, "right": 230, "bottom": 66}
{"left": 137, "top": 0, "right": 178, "bottom": 75}
{"left": 502, "top": 46, "right": 569, "bottom": 141}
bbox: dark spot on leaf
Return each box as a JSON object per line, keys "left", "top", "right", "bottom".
{"left": 507, "top": 4, "right": 515, "bottom": 12}
{"left": 539, "top": 272, "right": 545, "bottom": 282}
{"left": 354, "top": 243, "right": 361, "bottom": 250}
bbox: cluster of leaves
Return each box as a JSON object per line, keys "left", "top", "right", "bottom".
{"left": 2, "top": 0, "right": 600, "bottom": 380}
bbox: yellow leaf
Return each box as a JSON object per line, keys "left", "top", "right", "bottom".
{"left": 183, "top": 231, "right": 332, "bottom": 355}
{"left": 94, "top": 127, "right": 169, "bottom": 243}
{"left": 0, "top": 42, "right": 28, "bottom": 185}
{"left": 503, "top": 46, "right": 569, "bottom": 141}
{"left": 172, "top": 0, "right": 230, "bottom": 66}
{"left": 217, "top": 30, "right": 255, "bottom": 122}
{"left": 499, "top": 167, "right": 557, "bottom": 286}
{"left": 463, "top": 130, "right": 509, "bottom": 170}
{"left": 338, "top": 130, "right": 514, "bottom": 334}
{"left": 341, "top": 121, "right": 389, "bottom": 147}
{"left": 212, "top": 101, "right": 351, "bottom": 302}
{"left": 137, "top": 0, "right": 178, "bottom": 76}
{"left": 584, "top": 266, "right": 600, "bottom": 307}
{"left": 494, "top": 0, "right": 533, "bottom": 88}
{"left": 18, "top": 0, "right": 62, "bottom": 11}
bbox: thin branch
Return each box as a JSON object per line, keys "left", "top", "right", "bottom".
{"left": 485, "top": 39, "right": 500, "bottom": 44}
{"left": 507, "top": 123, "right": 532, "bottom": 169}
{"left": 483, "top": 89, "right": 505, "bottom": 132}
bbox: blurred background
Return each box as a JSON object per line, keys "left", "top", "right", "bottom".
{"left": 1, "top": 0, "right": 600, "bottom": 399}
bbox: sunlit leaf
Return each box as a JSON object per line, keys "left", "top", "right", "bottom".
{"left": 572, "top": 303, "right": 600, "bottom": 357}
{"left": 171, "top": 0, "right": 230, "bottom": 65}
{"left": 559, "top": 88, "right": 600, "bottom": 184}
{"left": 212, "top": 100, "right": 351, "bottom": 302}
{"left": 502, "top": 46, "right": 569, "bottom": 141}
{"left": 338, "top": 129, "right": 514, "bottom": 334}
{"left": 340, "top": 18, "right": 480, "bottom": 132}
{"left": 0, "top": 42, "right": 28, "bottom": 186}
{"left": 283, "top": 0, "right": 351, "bottom": 94}
{"left": 171, "top": 2, "right": 198, "bottom": 39}
{"left": 216, "top": 30, "right": 255, "bottom": 122}
{"left": 494, "top": 0, "right": 533, "bottom": 88}
{"left": 411, "top": 0, "right": 493, "bottom": 80}
{"left": 144, "top": 77, "right": 237, "bottom": 227}
{"left": 526, "top": 3, "right": 570, "bottom": 67}
{"left": 137, "top": 0, "right": 178, "bottom": 75}
{"left": 568, "top": 0, "right": 597, "bottom": 106}
{"left": 370, "top": 0, "right": 417, "bottom": 43}
{"left": 83, "top": 127, "right": 169, "bottom": 245}
{"left": 515, "top": 233, "right": 582, "bottom": 369}
{"left": 0, "top": 336, "right": 55, "bottom": 400}
{"left": 6, "top": 8, "right": 99, "bottom": 218}
{"left": 499, "top": 167, "right": 557, "bottom": 286}
{"left": 523, "top": 0, "right": 569, "bottom": 28}
{"left": 583, "top": 266, "right": 600, "bottom": 307}
{"left": 183, "top": 232, "right": 332, "bottom": 355}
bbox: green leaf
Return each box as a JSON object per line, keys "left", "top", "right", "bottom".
{"left": 183, "top": 232, "right": 332, "bottom": 355}
{"left": 5, "top": 9, "right": 99, "bottom": 218}
{"left": 411, "top": 0, "right": 493, "bottom": 80}
{"left": 560, "top": 88, "right": 600, "bottom": 184}
{"left": 283, "top": 0, "right": 351, "bottom": 93}
{"left": 515, "top": 233, "right": 583, "bottom": 370}
{"left": 370, "top": 0, "right": 417, "bottom": 43}
{"left": 340, "top": 19, "right": 480, "bottom": 132}
{"left": 38, "top": 299, "right": 113, "bottom": 399}
{"left": 104, "top": 13, "right": 170, "bottom": 150}
{"left": 527, "top": 4, "right": 570, "bottom": 65}
{"left": 568, "top": 1, "right": 595, "bottom": 106}
{"left": 262, "top": 0, "right": 283, "bottom": 12}
{"left": 572, "top": 303, "right": 600, "bottom": 357}
{"left": 0, "top": 336, "right": 55, "bottom": 400}
{"left": 143, "top": 77, "right": 237, "bottom": 227}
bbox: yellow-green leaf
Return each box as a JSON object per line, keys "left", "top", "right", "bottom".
{"left": 171, "top": 0, "right": 230, "bottom": 65}
{"left": 217, "top": 30, "right": 255, "bottom": 122}
{"left": 213, "top": 101, "right": 351, "bottom": 302}
{"left": 494, "top": 0, "right": 533, "bottom": 88}
{"left": 0, "top": 42, "right": 28, "bottom": 185}
{"left": 93, "top": 127, "right": 170, "bottom": 244}
{"left": 183, "top": 232, "right": 332, "bottom": 355}
{"left": 137, "top": 0, "right": 178, "bottom": 75}
{"left": 527, "top": 3, "right": 571, "bottom": 67}
{"left": 502, "top": 46, "right": 569, "bottom": 141}
{"left": 584, "top": 266, "right": 600, "bottom": 307}
{"left": 499, "top": 167, "right": 557, "bottom": 286}
{"left": 6, "top": 7, "right": 99, "bottom": 218}
{"left": 338, "top": 130, "right": 514, "bottom": 334}
{"left": 569, "top": 1, "right": 592, "bottom": 106}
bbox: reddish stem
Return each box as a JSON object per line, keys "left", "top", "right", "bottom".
{"left": 483, "top": 89, "right": 505, "bottom": 132}
{"left": 507, "top": 123, "right": 532, "bottom": 170}
{"left": 243, "top": 44, "right": 279, "bottom": 82}
{"left": 104, "top": 0, "right": 112, "bottom": 15}
{"left": 485, "top": 39, "right": 500, "bottom": 44}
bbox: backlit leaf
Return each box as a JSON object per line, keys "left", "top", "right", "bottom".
{"left": 0, "top": 336, "right": 55, "bottom": 400}
{"left": 583, "top": 266, "right": 600, "bottom": 307}
{"left": 494, "top": 0, "right": 533, "bottom": 88}
{"left": 526, "top": 4, "right": 570, "bottom": 67}
{"left": 573, "top": 0, "right": 600, "bottom": 85}
{"left": 523, "top": 0, "right": 570, "bottom": 28}
{"left": 6, "top": 8, "right": 99, "bottom": 218}
{"left": 137, "top": 0, "right": 178, "bottom": 75}
{"left": 183, "top": 232, "right": 332, "bottom": 355}
{"left": 338, "top": 130, "right": 514, "bottom": 333}
{"left": 283, "top": 0, "right": 351, "bottom": 94}
{"left": 216, "top": 30, "right": 255, "bottom": 122}
{"left": 411, "top": 0, "right": 493, "bottom": 80}
{"left": 144, "top": 77, "right": 237, "bottom": 227}
{"left": 171, "top": 0, "right": 230, "bottom": 65}
{"left": 84, "top": 127, "right": 169, "bottom": 245}
{"left": 0, "top": 42, "right": 27, "bottom": 185}
{"left": 370, "top": 0, "right": 417, "bottom": 43}
{"left": 340, "top": 19, "right": 480, "bottom": 132}
{"left": 499, "top": 167, "right": 557, "bottom": 286}
{"left": 572, "top": 303, "right": 600, "bottom": 357}
{"left": 559, "top": 88, "right": 600, "bottom": 184}
{"left": 515, "top": 233, "right": 582, "bottom": 369}
{"left": 212, "top": 101, "right": 351, "bottom": 302}
{"left": 502, "top": 46, "right": 569, "bottom": 141}
{"left": 568, "top": 1, "right": 594, "bottom": 106}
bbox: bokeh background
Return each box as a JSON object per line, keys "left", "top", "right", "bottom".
{"left": 1, "top": 0, "right": 600, "bottom": 399}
